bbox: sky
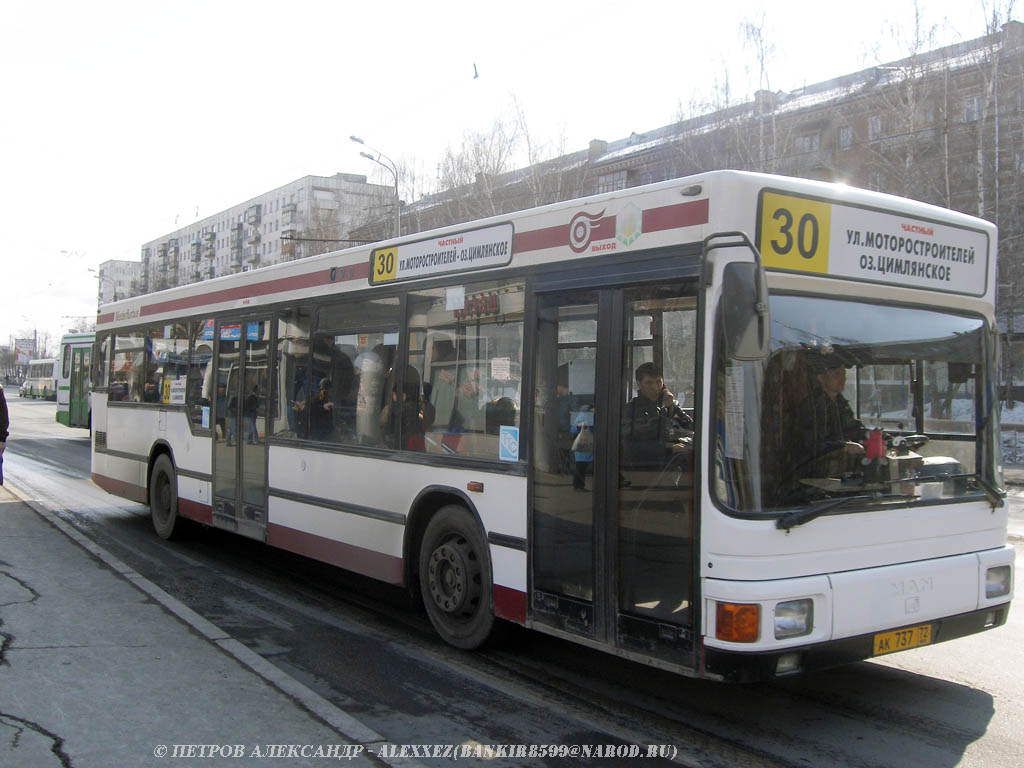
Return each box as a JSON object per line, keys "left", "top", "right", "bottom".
{"left": 0, "top": 0, "right": 1003, "bottom": 351}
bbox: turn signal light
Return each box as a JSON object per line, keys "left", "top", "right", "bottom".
{"left": 716, "top": 602, "right": 760, "bottom": 643}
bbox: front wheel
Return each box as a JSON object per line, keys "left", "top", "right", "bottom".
{"left": 419, "top": 505, "right": 495, "bottom": 649}
{"left": 149, "top": 454, "right": 183, "bottom": 540}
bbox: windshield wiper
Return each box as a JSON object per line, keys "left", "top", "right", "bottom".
{"left": 776, "top": 495, "right": 875, "bottom": 531}
{"left": 892, "top": 472, "right": 1006, "bottom": 508}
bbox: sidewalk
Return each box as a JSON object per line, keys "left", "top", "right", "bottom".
{"left": 0, "top": 483, "right": 408, "bottom": 768}
{"left": 1002, "top": 467, "right": 1024, "bottom": 542}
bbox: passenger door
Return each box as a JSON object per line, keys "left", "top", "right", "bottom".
{"left": 212, "top": 317, "right": 271, "bottom": 540}
{"left": 70, "top": 346, "right": 91, "bottom": 427}
{"left": 530, "top": 280, "right": 699, "bottom": 668}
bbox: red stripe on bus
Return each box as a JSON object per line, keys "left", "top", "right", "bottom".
{"left": 267, "top": 522, "right": 403, "bottom": 585}
{"left": 92, "top": 473, "right": 148, "bottom": 504}
{"left": 100, "top": 262, "right": 370, "bottom": 321}
{"left": 642, "top": 198, "right": 709, "bottom": 232}
{"left": 513, "top": 224, "right": 570, "bottom": 254}
{"left": 493, "top": 584, "right": 527, "bottom": 625}
{"left": 178, "top": 498, "right": 212, "bottom": 525}
{"left": 513, "top": 198, "right": 709, "bottom": 255}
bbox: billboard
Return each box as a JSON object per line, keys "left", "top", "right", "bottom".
{"left": 14, "top": 338, "right": 35, "bottom": 366}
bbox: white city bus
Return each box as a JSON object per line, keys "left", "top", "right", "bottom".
{"left": 56, "top": 331, "right": 95, "bottom": 428}
{"left": 21, "top": 357, "right": 57, "bottom": 400}
{"left": 91, "top": 171, "right": 1014, "bottom": 681}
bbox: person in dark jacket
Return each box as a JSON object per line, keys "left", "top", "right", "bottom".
{"left": 798, "top": 353, "right": 866, "bottom": 477}
{"left": 621, "top": 362, "right": 693, "bottom": 469}
{"left": 1, "top": 385, "right": 9, "bottom": 484}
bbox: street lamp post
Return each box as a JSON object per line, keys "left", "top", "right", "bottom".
{"left": 88, "top": 268, "right": 117, "bottom": 306}
{"left": 350, "top": 135, "right": 401, "bottom": 240}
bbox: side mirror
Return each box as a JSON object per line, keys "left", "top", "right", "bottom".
{"left": 704, "top": 232, "right": 770, "bottom": 361}
{"left": 720, "top": 261, "right": 770, "bottom": 361}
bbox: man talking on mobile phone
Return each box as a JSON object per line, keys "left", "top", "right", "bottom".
{"left": 621, "top": 362, "right": 693, "bottom": 469}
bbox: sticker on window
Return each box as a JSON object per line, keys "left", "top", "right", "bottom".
{"left": 499, "top": 425, "right": 520, "bottom": 462}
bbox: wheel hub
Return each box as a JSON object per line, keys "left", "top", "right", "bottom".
{"left": 427, "top": 538, "right": 478, "bottom": 615}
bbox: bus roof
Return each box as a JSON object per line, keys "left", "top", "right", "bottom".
{"left": 98, "top": 171, "right": 996, "bottom": 330}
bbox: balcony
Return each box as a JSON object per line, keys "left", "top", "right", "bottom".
{"left": 246, "top": 228, "right": 261, "bottom": 246}
{"left": 206, "top": 266, "right": 216, "bottom": 279}
{"left": 203, "top": 231, "right": 216, "bottom": 244}
{"left": 782, "top": 148, "right": 833, "bottom": 174}
{"left": 190, "top": 241, "right": 202, "bottom": 261}
{"left": 204, "top": 243, "right": 216, "bottom": 258}
{"left": 282, "top": 202, "right": 296, "bottom": 215}
{"left": 246, "top": 204, "right": 262, "bottom": 226}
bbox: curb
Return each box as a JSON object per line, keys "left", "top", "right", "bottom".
{"left": 2, "top": 480, "right": 428, "bottom": 768}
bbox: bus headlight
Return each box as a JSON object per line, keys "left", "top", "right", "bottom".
{"left": 985, "top": 565, "right": 1011, "bottom": 599}
{"left": 774, "top": 599, "right": 813, "bottom": 639}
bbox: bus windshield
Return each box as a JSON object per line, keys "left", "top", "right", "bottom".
{"left": 714, "top": 294, "right": 993, "bottom": 514}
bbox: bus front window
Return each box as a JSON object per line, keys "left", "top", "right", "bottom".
{"left": 714, "top": 295, "right": 994, "bottom": 514}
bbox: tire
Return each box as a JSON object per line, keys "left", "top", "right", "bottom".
{"left": 419, "top": 504, "right": 495, "bottom": 649}
{"left": 149, "top": 453, "right": 183, "bottom": 540}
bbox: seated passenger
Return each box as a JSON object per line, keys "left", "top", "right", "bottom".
{"left": 142, "top": 377, "right": 161, "bottom": 403}
{"left": 621, "top": 362, "right": 693, "bottom": 469}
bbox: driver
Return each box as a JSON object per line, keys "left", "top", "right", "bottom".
{"left": 801, "top": 352, "right": 866, "bottom": 476}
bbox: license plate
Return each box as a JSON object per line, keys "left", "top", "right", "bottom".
{"left": 873, "top": 624, "right": 933, "bottom": 656}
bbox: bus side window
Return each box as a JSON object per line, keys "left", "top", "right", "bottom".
{"left": 407, "top": 280, "right": 525, "bottom": 460}
{"left": 93, "top": 333, "right": 111, "bottom": 390}
{"left": 110, "top": 331, "right": 146, "bottom": 402}
{"left": 273, "top": 307, "right": 313, "bottom": 440}
{"left": 187, "top": 319, "right": 215, "bottom": 429}
{"left": 309, "top": 297, "right": 401, "bottom": 448}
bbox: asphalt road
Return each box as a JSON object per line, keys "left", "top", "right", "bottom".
{"left": 4, "top": 388, "right": 1023, "bottom": 768}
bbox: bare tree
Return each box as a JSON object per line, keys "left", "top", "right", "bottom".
{"left": 436, "top": 118, "right": 521, "bottom": 223}
{"left": 743, "top": 16, "right": 779, "bottom": 174}
{"left": 512, "top": 97, "right": 590, "bottom": 207}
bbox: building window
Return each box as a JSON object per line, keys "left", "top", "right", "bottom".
{"left": 838, "top": 125, "right": 852, "bottom": 150}
{"left": 868, "top": 115, "right": 883, "bottom": 141}
{"left": 963, "top": 94, "right": 982, "bottom": 123}
{"left": 795, "top": 132, "right": 820, "bottom": 154}
{"left": 596, "top": 170, "right": 628, "bottom": 194}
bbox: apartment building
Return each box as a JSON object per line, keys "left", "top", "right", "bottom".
{"left": 95, "top": 259, "right": 141, "bottom": 305}
{"left": 132, "top": 173, "right": 391, "bottom": 295}
{"left": 123, "top": 21, "right": 1023, "bottom": 324}
{"left": 354, "top": 21, "right": 1023, "bottom": 300}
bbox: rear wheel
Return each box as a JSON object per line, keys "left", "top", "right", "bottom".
{"left": 419, "top": 505, "right": 495, "bottom": 649}
{"left": 149, "top": 454, "right": 183, "bottom": 540}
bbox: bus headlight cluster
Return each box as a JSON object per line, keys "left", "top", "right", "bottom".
{"left": 774, "top": 599, "right": 813, "bottom": 639}
{"left": 985, "top": 565, "right": 1011, "bottom": 599}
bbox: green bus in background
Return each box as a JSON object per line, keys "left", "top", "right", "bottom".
{"left": 56, "top": 331, "right": 94, "bottom": 428}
